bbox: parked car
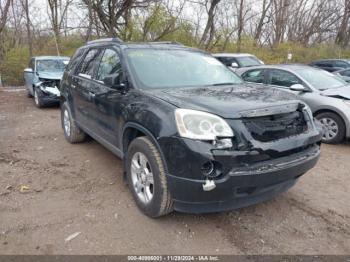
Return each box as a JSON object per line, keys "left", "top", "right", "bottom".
{"left": 212, "top": 53, "right": 264, "bottom": 70}
{"left": 60, "top": 38, "right": 321, "bottom": 217}
{"left": 333, "top": 68, "right": 350, "bottom": 83}
{"left": 24, "top": 56, "right": 70, "bottom": 107}
{"left": 237, "top": 65, "right": 350, "bottom": 143}
{"left": 309, "top": 59, "right": 350, "bottom": 72}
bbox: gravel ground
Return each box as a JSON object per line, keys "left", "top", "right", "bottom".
{"left": 0, "top": 87, "right": 349, "bottom": 255}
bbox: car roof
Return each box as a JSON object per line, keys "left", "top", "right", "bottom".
{"left": 241, "top": 64, "right": 312, "bottom": 69}
{"left": 312, "top": 59, "right": 350, "bottom": 62}
{"left": 237, "top": 64, "right": 321, "bottom": 74}
{"left": 83, "top": 38, "right": 200, "bottom": 52}
{"left": 34, "top": 56, "right": 70, "bottom": 60}
{"left": 212, "top": 53, "right": 256, "bottom": 58}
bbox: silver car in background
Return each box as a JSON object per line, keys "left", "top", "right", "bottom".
{"left": 237, "top": 65, "right": 350, "bottom": 143}
{"left": 24, "top": 56, "right": 70, "bottom": 108}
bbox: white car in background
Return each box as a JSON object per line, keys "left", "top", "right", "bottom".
{"left": 213, "top": 53, "right": 264, "bottom": 71}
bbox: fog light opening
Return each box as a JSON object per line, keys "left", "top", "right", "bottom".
{"left": 201, "top": 161, "right": 222, "bottom": 178}
{"left": 201, "top": 161, "right": 214, "bottom": 177}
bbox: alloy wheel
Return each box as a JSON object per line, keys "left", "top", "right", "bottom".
{"left": 34, "top": 90, "right": 39, "bottom": 105}
{"left": 63, "top": 109, "right": 71, "bottom": 136}
{"left": 319, "top": 117, "right": 339, "bottom": 141}
{"left": 130, "top": 152, "right": 154, "bottom": 204}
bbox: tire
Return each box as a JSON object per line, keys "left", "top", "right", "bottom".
{"left": 315, "top": 112, "right": 345, "bottom": 144}
{"left": 61, "top": 102, "right": 86, "bottom": 143}
{"left": 33, "top": 88, "right": 44, "bottom": 108}
{"left": 126, "top": 136, "right": 173, "bottom": 217}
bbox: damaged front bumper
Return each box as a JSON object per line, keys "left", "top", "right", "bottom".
{"left": 35, "top": 81, "right": 61, "bottom": 104}
{"left": 159, "top": 115, "right": 322, "bottom": 213}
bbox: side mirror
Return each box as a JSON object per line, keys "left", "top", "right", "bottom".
{"left": 24, "top": 68, "right": 33, "bottom": 73}
{"left": 230, "top": 62, "right": 239, "bottom": 68}
{"left": 103, "top": 74, "right": 125, "bottom": 90}
{"left": 290, "top": 84, "right": 307, "bottom": 92}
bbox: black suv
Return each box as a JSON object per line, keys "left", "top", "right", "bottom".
{"left": 310, "top": 59, "right": 350, "bottom": 72}
{"left": 60, "top": 38, "right": 322, "bottom": 217}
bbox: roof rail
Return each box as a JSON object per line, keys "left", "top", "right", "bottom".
{"left": 146, "top": 41, "right": 183, "bottom": 46}
{"left": 86, "top": 37, "right": 123, "bottom": 45}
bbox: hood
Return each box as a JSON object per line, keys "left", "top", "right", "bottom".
{"left": 321, "top": 85, "right": 350, "bottom": 100}
{"left": 37, "top": 71, "right": 64, "bottom": 80}
{"left": 147, "top": 84, "right": 302, "bottom": 118}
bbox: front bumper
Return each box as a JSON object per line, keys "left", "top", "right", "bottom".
{"left": 167, "top": 144, "right": 320, "bottom": 213}
{"left": 36, "top": 88, "right": 60, "bottom": 104}
{"left": 159, "top": 127, "right": 321, "bottom": 213}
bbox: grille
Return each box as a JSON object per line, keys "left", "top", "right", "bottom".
{"left": 243, "top": 110, "right": 307, "bottom": 142}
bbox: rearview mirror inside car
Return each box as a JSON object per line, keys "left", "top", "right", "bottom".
{"left": 290, "top": 84, "right": 307, "bottom": 92}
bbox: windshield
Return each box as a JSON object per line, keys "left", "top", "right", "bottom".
{"left": 36, "top": 59, "right": 69, "bottom": 72}
{"left": 126, "top": 49, "right": 243, "bottom": 89}
{"left": 236, "top": 56, "right": 263, "bottom": 67}
{"left": 295, "top": 68, "right": 347, "bottom": 90}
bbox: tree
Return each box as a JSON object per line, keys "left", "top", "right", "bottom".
{"left": 0, "top": 0, "right": 12, "bottom": 35}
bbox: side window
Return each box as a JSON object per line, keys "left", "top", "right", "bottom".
{"left": 325, "top": 61, "right": 334, "bottom": 67}
{"left": 316, "top": 61, "right": 330, "bottom": 67}
{"left": 78, "top": 48, "right": 101, "bottom": 78}
{"left": 96, "top": 49, "right": 122, "bottom": 81}
{"left": 242, "top": 69, "right": 265, "bottom": 83}
{"left": 268, "top": 69, "right": 301, "bottom": 87}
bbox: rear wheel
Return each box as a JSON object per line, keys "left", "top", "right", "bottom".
{"left": 126, "top": 136, "right": 173, "bottom": 217}
{"left": 316, "top": 112, "right": 345, "bottom": 144}
{"left": 61, "top": 102, "right": 86, "bottom": 143}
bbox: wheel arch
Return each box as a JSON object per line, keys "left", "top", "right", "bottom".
{"left": 314, "top": 108, "right": 347, "bottom": 140}
{"left": 122, "top": 122, "right": 169, "bottom": 174}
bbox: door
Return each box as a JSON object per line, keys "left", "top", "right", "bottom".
{"left": 24, "top": 58, "right": 35, "bottom": 94}
{"left": 72, "top": 48, "right": 103, "bottom": 131}
{"left": 265, "top": 69, "right": 316, "bottom": 107}
{"left": 89, "top": 47, "right": 126, "bottom": 147}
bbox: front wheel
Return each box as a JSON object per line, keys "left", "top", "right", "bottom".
{"left": 126, "top": 136, "right": 173, "bottom": 217}
{"left": 316, "top": 112, "right": 345, "bottom": 144}
{"left": 33, "top": 88, "right": 43, "bottom": 108}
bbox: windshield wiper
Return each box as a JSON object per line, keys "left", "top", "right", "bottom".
{"left": 211, "top": 82, "right": 237, "bottom": 86}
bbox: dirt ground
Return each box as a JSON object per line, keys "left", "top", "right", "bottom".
{"left": 0, "top": 86, "right": 349, "bottom": 255}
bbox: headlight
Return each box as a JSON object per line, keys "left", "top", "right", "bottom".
{"left": 175, "top": 109, "right": 234, "bottom": 140}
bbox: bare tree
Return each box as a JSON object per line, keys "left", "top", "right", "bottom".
{"left": 197, "top": 0, "right": 221, "bottom": 48}
{"left": 20, "top": 0, "right": 32, "bottom": 56}
{"left": 82, "top": 0, "right": 158, "bottom": 38}
{"left": 47, "top": 0, "right": 73, "bottom": 54}
{"left": 0, "top": 0, "right": 12, "bottom": 34}
{"left": 335, "top": 0, "right": 350, "bottom": 47}
{"left": 254, "top": 0, "right": 272, "bottom": 43}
